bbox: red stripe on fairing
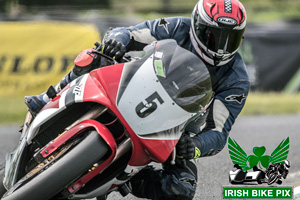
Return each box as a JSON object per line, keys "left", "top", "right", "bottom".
{"left": 62, "top": 120, "right": 117, "bottom": 194}
{"left": 139, "top": 138, "right": 179, "bottom": 163}
{"left": 82, "top": 64, "right": 152, "bottom": 166}
{"left": 92, "top": 65, "right": 157, "bottom": 166}
{"left": 88, "top": 63, "right": 125, "bottom": 105}
{"left": 40, "top": 120, "right": 116, "bottom": 159}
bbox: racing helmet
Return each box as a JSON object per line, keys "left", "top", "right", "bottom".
{"left": 190, "top": 0, "right": 247, "bottom": 66}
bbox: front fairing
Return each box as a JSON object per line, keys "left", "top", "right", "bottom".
{"left": 3, "top": 67, "right": 122, "bottom": 189}
{"left": 116, "top": 39, "right": 212, "bottom": 163}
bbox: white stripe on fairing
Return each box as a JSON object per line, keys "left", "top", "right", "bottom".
{"left": 212, "top": 99, "right": 230, "bottom": 132}
{"left": 26, "top": 108, "right": 60, "bottom": 143}
{"left": 59, "top": 89, "right": 67, "bottom": 108}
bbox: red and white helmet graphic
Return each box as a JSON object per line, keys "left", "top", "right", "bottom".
{"left": 190, "top": 0, "right": 246, "bottom": 66}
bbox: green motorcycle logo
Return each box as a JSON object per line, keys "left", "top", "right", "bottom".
{"left": 228, "top": 137, "right": 289, "bottom": 171}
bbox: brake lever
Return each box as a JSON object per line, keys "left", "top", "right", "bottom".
{"left": 94, "top": 41, "right": 130, "bottom": 64}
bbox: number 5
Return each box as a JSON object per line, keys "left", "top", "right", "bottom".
{"left": 135, "top": 92, "right": 164, "bottom": 118}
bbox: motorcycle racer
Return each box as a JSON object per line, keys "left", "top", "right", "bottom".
{"left": 22, "top": 0, "right": 249, "bottom": 199}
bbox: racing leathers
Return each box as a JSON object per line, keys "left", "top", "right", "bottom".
{"left": 102, "top": 17, "right": 250, "bottom": 200}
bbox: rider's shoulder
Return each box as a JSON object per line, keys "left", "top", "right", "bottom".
{"left": 228, "top": 52, "right": 249, "bottom": 81}
{"left": 153, "top": 17, "right": 191, "bottom": 27}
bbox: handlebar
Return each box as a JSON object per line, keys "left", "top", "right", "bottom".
{"left": 91, "top": 42, "right": 131, "bottom": 66}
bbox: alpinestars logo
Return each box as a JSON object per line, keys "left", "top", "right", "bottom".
{"left": 179, "top": 177, "right": 196, "bottom": 187}
{"left": 225, "top": 94, "right": 246, "bottom": 104}
{"left": 158, "top": 18, "right": 170, "bottom": 34}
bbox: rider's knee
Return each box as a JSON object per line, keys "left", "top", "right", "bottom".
{"left": 160, "top": 160, "right": 198, "bottom": 200}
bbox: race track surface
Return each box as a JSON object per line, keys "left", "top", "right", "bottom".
{"left": 1, "top": 114, "right": 299, "bottom": 200}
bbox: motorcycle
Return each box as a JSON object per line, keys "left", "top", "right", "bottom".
{"left": 0, "top": 39, "right": 213, "bottom": 200}
{"left": 265, "top": 162, "right": 289, "bottom": 185}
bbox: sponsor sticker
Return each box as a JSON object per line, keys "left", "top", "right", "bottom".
{"left": 154, "top": 60, "right": 165, "bottom": 77}
{"left": 217, "top": 17, "right": 237, "bottom": 25}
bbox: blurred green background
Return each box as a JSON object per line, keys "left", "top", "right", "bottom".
{"left": 0, "top": 0, "right": 300, "bottom": 124}
{"left": 1, "top": 0, "right": 300, "bottom": 22}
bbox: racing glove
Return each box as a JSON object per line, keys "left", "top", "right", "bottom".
{"left": 102, "top": 38, "right": 126, "bottom": 61}
{"left": 176, "top": 133, "right": 202, "bottom": 160}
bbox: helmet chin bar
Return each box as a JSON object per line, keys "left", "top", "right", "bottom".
{"left": 213, "top": 55, "right": 223, "bottom": 66}
{"left": 189, "top": 30, "right": 232, "bottom": 66}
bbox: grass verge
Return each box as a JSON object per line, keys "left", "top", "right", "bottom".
{"left": 0, "top": 92, "right": 299, "bottom": 124}
{"left": 0, "top": 97, "right": 28, "bottom": 124}
{"left": 241, "top": 92, "right": 300, "bottom": 116}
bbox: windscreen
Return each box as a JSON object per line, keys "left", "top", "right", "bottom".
{"left": 153, "top": 40, "right": 213, "bottom": 113}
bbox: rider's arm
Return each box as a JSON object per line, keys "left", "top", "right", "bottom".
{"left": 186, "top": 54, "right": 250, "bottom": 157}
{"left": 102, "top": 17, "right": 191, "bottom": 51}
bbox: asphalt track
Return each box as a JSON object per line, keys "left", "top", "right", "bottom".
{"left": 0, "top": 114, "right": 299, "bottom": 200}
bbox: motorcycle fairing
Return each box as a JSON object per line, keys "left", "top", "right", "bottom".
{"left": 25, "top": 74, "right": 90, "bottom": 144}
{"left": 3, "top": 65, "right": 125, "bottom": 189}
{"left": 116, "top": 54, "right": 195, "bottom": 163}
{"left": 117, "top": 56, "right": 194, "bottom": 136}
{"left": 88, "top": 63, "right": 154, "bottom": 165}
{"left": 3, "top": 39, "right": 211, "bottom": 198}
{"left": 64, "top": 120, "right": 117, "bottom": 194}
{"left": 115, "top": 39, "right": 212, "bottom": 164}
{"left": 39, "top": 120, "right": 116, "bottom": 159}
{"left": 4, "top": 120, "right": 117, "bottom": 195}
{"left": 70, "top": 164, "right": 146, "bottom": 199}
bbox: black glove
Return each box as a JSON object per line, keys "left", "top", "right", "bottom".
{"left": 176, "top": 133, "right": 202, "bottom": 160}
{"left": 102, "top": 38, "right": 126, "bottom": 61}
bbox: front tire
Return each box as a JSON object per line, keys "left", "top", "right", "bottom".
{"left": 2, "top": 130, "right": 109, "bottom": 200}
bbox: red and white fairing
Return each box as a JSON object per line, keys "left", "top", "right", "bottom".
{"left": 26, "top": 56, "right": 189, "bottom": 166}
{"left": 117, "top": 56, "right": 194, "bottom": 136}
{"left": 117, "top": 55, "right": 196, "bottom": 164}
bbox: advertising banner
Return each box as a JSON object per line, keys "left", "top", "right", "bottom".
{"left": 0, "top": 21, "right": 101, "bottom": 97}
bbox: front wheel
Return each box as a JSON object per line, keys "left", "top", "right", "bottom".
{"left": 2, "top": 130, "right": 109, "bottom": 200}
